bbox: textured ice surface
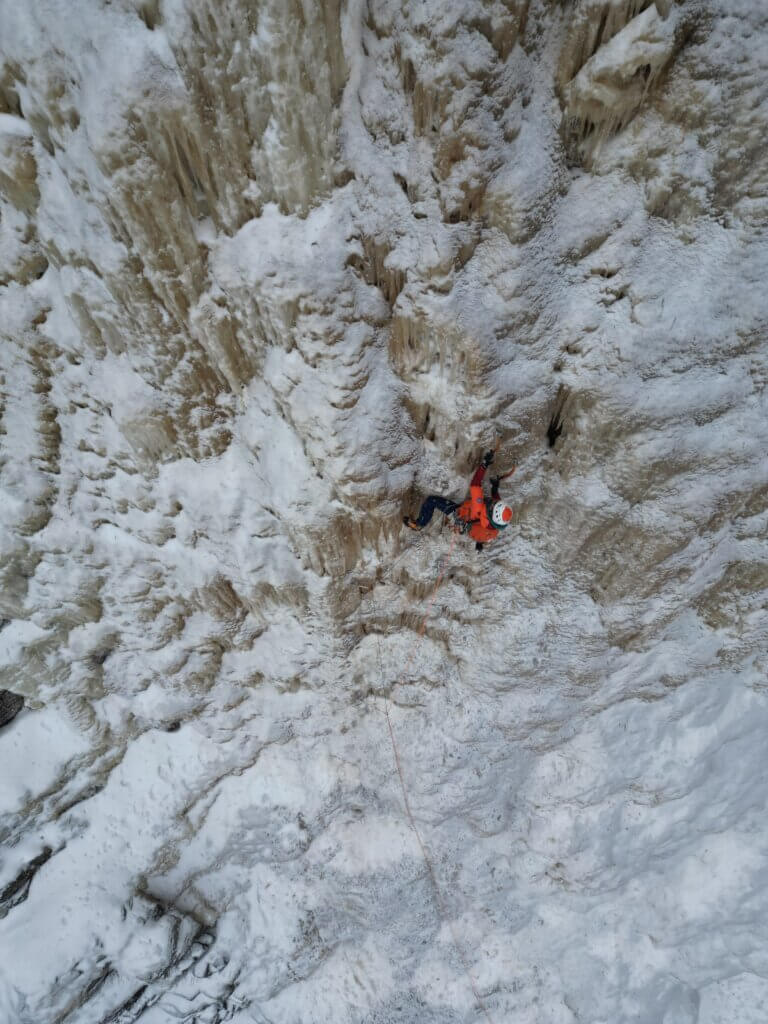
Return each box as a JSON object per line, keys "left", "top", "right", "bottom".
{"left": 1, "top": 1, "right": 767, "bottom": 1022}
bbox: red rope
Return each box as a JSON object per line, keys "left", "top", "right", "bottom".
{"left": 382, "top": 530, "right": 497, "bottom": 1024}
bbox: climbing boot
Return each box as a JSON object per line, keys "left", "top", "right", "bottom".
{"left": 403, "top": 516, "right": 422, "bottom": 531}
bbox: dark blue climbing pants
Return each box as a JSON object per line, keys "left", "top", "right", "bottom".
{"left": 415, "top": 495, "right": 459, "bottom": 527}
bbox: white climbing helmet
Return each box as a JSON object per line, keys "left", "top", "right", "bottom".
{"left": 491, "top": 501, "right": 513, "bottom": 528}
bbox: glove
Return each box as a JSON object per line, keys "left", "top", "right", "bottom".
{"left": 482, "top": 449, "right": 495, "bottom": 467}
{"left": 475, "top": 542, "right": 484, "bottom": 552}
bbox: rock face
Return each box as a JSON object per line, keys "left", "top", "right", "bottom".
{"left": 1, "top": 1, "right": 767, "bottom": 1022}
{"left": 0, "top": 690, "right": 24, "bottom": 728}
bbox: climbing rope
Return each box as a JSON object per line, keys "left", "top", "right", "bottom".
{"left": 378, "top": 529, "right": 497, "bottom": 1024}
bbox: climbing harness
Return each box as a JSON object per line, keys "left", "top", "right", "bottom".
{"left": 452, "top": 513, "right": 474, "bottom": 535}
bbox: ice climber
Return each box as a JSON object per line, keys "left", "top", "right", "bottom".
{"left": 403, "top": 449, "right": 514, "bottom": 551}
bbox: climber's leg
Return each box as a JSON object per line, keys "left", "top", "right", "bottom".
{"left": 412, "top": 495, "right": 458, "bottom": 528}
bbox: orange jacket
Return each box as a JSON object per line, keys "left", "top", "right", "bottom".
{"left": 455, "top": 465, "right": 500, "bottom": 544}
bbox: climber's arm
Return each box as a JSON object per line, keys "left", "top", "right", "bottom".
{"left": 470, "top": 465, "right": 486, "bottom": 488}
{"left": 490, "top": 465, "right": 515, "bottom": 500}
{"left": 469, "top": 449, "right": 495, "bottom": 488}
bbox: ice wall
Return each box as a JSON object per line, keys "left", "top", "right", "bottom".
{"left": 1, "top": 1, "right": 767, "bottom": 1022}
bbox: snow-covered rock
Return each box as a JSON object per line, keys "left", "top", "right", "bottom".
{"left": 1, "top": 1, "right": 767, "bottom": 1022}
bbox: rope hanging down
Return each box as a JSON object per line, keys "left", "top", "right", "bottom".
{"left": 379, "top": 528, "right": 497, "bottom": 1024}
